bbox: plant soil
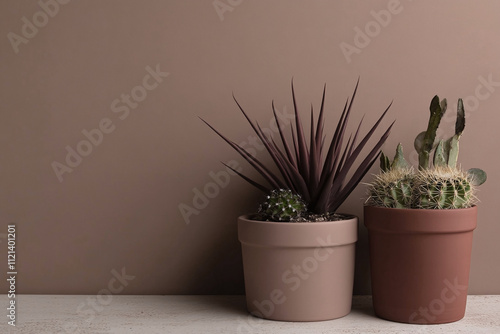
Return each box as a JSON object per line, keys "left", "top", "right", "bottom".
{"left": 249, "top": 212, "right": 355, "bottom": 223}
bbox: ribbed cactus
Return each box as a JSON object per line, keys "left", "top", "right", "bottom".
{"left": 367, "top": 168, "right": 415, "bottom": 209}
{"left": 368, "top": 95, "right": 486, "bottom": 210}
{"left": 257, "top": 189, "right": 307, "bottom": 222}
{"left": 414, "top": 167, "right": 476, "bottom": 209}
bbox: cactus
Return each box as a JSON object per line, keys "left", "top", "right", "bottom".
{"left": 433, "top": 140, "right": 447, "bottom": 167}
{"left": 366, "top": 168, "right": 415, "bottom": 209}
{"left": 370, "top": 95, "right": 486, "bottom": 210}
{"left": 467, "top": 168, "right": 487, "bottom": 186}
{"left": 414, "top": 167, "right": 476, "bottom": 209}
{"left": 257, "top": 189, "right": 307, "bottom": 222}
{"left": 380, "top": 151, "right": 391, "bottom": 172}
{"left": 416, "top": 96, "right": 447, "bottom": 169}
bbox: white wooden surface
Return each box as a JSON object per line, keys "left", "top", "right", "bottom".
{"left": 1, "top": 295, "right": 499, "bottom": 333}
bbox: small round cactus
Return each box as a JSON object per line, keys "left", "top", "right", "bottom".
{"left": 257, "top": 189, "right": 307, "bottom": 222}
{"left": 414, "top": 167, "right": 476, "bottom": 209}
{"left": 367, "top": 168, "right": 415, "bottom": 209}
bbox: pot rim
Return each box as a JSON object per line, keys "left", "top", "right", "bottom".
{"left": 363, "top": 204, "right": 477, "bottom": 212}
{"left": 363, "top": 205, "right": 477, "bottom": 234}
{"left": 238, "top": 213, "right": 356, "bottom": 225}
{"left": 238, "top": 214, "right": 358, "bottom": 247}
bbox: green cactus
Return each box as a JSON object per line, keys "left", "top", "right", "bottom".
{"left": 257, "top": 189, "right": 307, "bottom": 222}
{"left": 370, "top": 95, "right": 486, "bottom": 210}
{"left": 417, "top": 96, "right": 447, "bottom": 169}
{"left": 380, "top": 152, "right": 391, "bottom": 173}
{"left": 379, "top": 143, "right": 410, "bottom": 171}
{"left": 433, "top": 140, "right": 447, "bottom": 167}
{"left": 367, "top": 168, "right": 415, "bottom": 209}
{"left": 443, "top": 98, "right": 465, "bottom": 169}
{"left": 414, "top": 167, "right": 476, "bottom": 209}
{"left": 467, "top": 168, "right": 487, "bottom": 186}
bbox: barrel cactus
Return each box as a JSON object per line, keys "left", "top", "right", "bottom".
{"left": 367, "top": 167, "right": 415, "bottom": 209}
{"left": 414, "top": 167, "right": 476, "bottom": 209}
{"left": 257, "top": 189, "right": 307, "bottom": 222}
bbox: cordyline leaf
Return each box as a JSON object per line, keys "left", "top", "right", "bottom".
{"left": 199, "top": 117, "right": 283, "bottom": 189}
{"left": 290, "top": 124, "right": 300, "bottom": 163}
{"left": 291, "top": 80, "right": 310, "bottom": 178}
{"left": 317, "top": 83, "right": 358, "bottom": 198}
{"left": 348, "top": 115, "right": 365, "bottom": 158}
{"left": 257, "top": 122, "right": 295, "bottom": 189}
{"left": 330, "top": 102, "right": 393, "bottom": 198}
{"left": 309, "top": 105, "right": 319, "bottom": 197}
{"left": 313, "top": 134, "right": 351, "bottom": 213}
{"left": 315, "top": 84, "right": 327, "bottom": 148}
{"left": 329, "top": 121, "right": 394, "bottom": 211}
{"left": 257, "top": 123, "right": 310, "bottom": 201}
{"left": 233, "top": 95, "right": 296, "bottom": 189}
{"left": 221, "top": 162, "right": 270, "bottom": 193}
{"left": 318, "top": 97, "right": 350, "bottom": 189}
{"left": 272, "top": 101, "right": 296, "bottom": 168}
{"left": 269, "top": 136, "right": 296, "bottom": 190}
{"left": 202, "top": 80, "right": 394, "bottom": 215}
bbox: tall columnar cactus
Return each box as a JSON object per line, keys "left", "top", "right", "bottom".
{"left": 415, "top": 96, "right": 447, "bottom": 170}
{"left": 414, "top": 167, "right": 476, "bottom": 209}
{"left": 257, "top": 189, "right": 307, "bottom": 222}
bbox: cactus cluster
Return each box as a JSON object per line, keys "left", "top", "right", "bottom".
{"left": 367, "top": 95, "right": 486, "bottom": 210}
{"left": 257, "top": 189, "right": 307, "bottom": 222}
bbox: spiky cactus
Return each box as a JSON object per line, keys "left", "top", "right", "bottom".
{"left": 367, "top": 95, "right": 486, "bottom": 210}
{"left": 257, "top": 189, "right": 307, "bottom": 222}
{"left": 367, "top": 168, "right": 415, "bottom": 209}
{"left": 414, "top": 167, "right": 476, "bottom": 209}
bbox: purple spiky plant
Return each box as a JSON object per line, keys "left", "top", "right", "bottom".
{"left": 201, "top": 80, "right": 394, "bottom": 215}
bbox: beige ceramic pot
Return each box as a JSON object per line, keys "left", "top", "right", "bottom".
{"left": 364, "top": 205, "right": 477, "bottom": 324}
{"left": 238, "top": 215, "right": 357, "bottom": 322}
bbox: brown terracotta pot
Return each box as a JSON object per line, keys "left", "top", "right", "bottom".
{"left": 364, "top": 205, "right": 477, "bottom": 324}
{"left": 238, "top": 215, "right": 357, "bottom": 322}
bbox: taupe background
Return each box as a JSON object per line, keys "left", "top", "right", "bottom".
{"left": 0, "top": 0, "right": 498, "bottom": 295}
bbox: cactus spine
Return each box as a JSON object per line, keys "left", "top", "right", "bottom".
{"left": 367, "top": 95, "right": 486, "bottom": 210}
{"left": 414, "top": 167, "right": 476, "bottom": 209}
{"left": 367, "top": 167, "right": 414, "bottom": 209}
{"left": 257, "top": 189, "right": 307, "bottom": 222}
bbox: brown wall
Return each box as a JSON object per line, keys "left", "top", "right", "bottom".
{"left": 1, "top": 0, "right": 499, "bottom": 295}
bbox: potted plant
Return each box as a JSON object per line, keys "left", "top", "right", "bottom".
{"left": 202, "top": 80, "right": 394, "bottom": 321}
{"left": 364, "top": 96, "right": 487, "bottom": 324}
